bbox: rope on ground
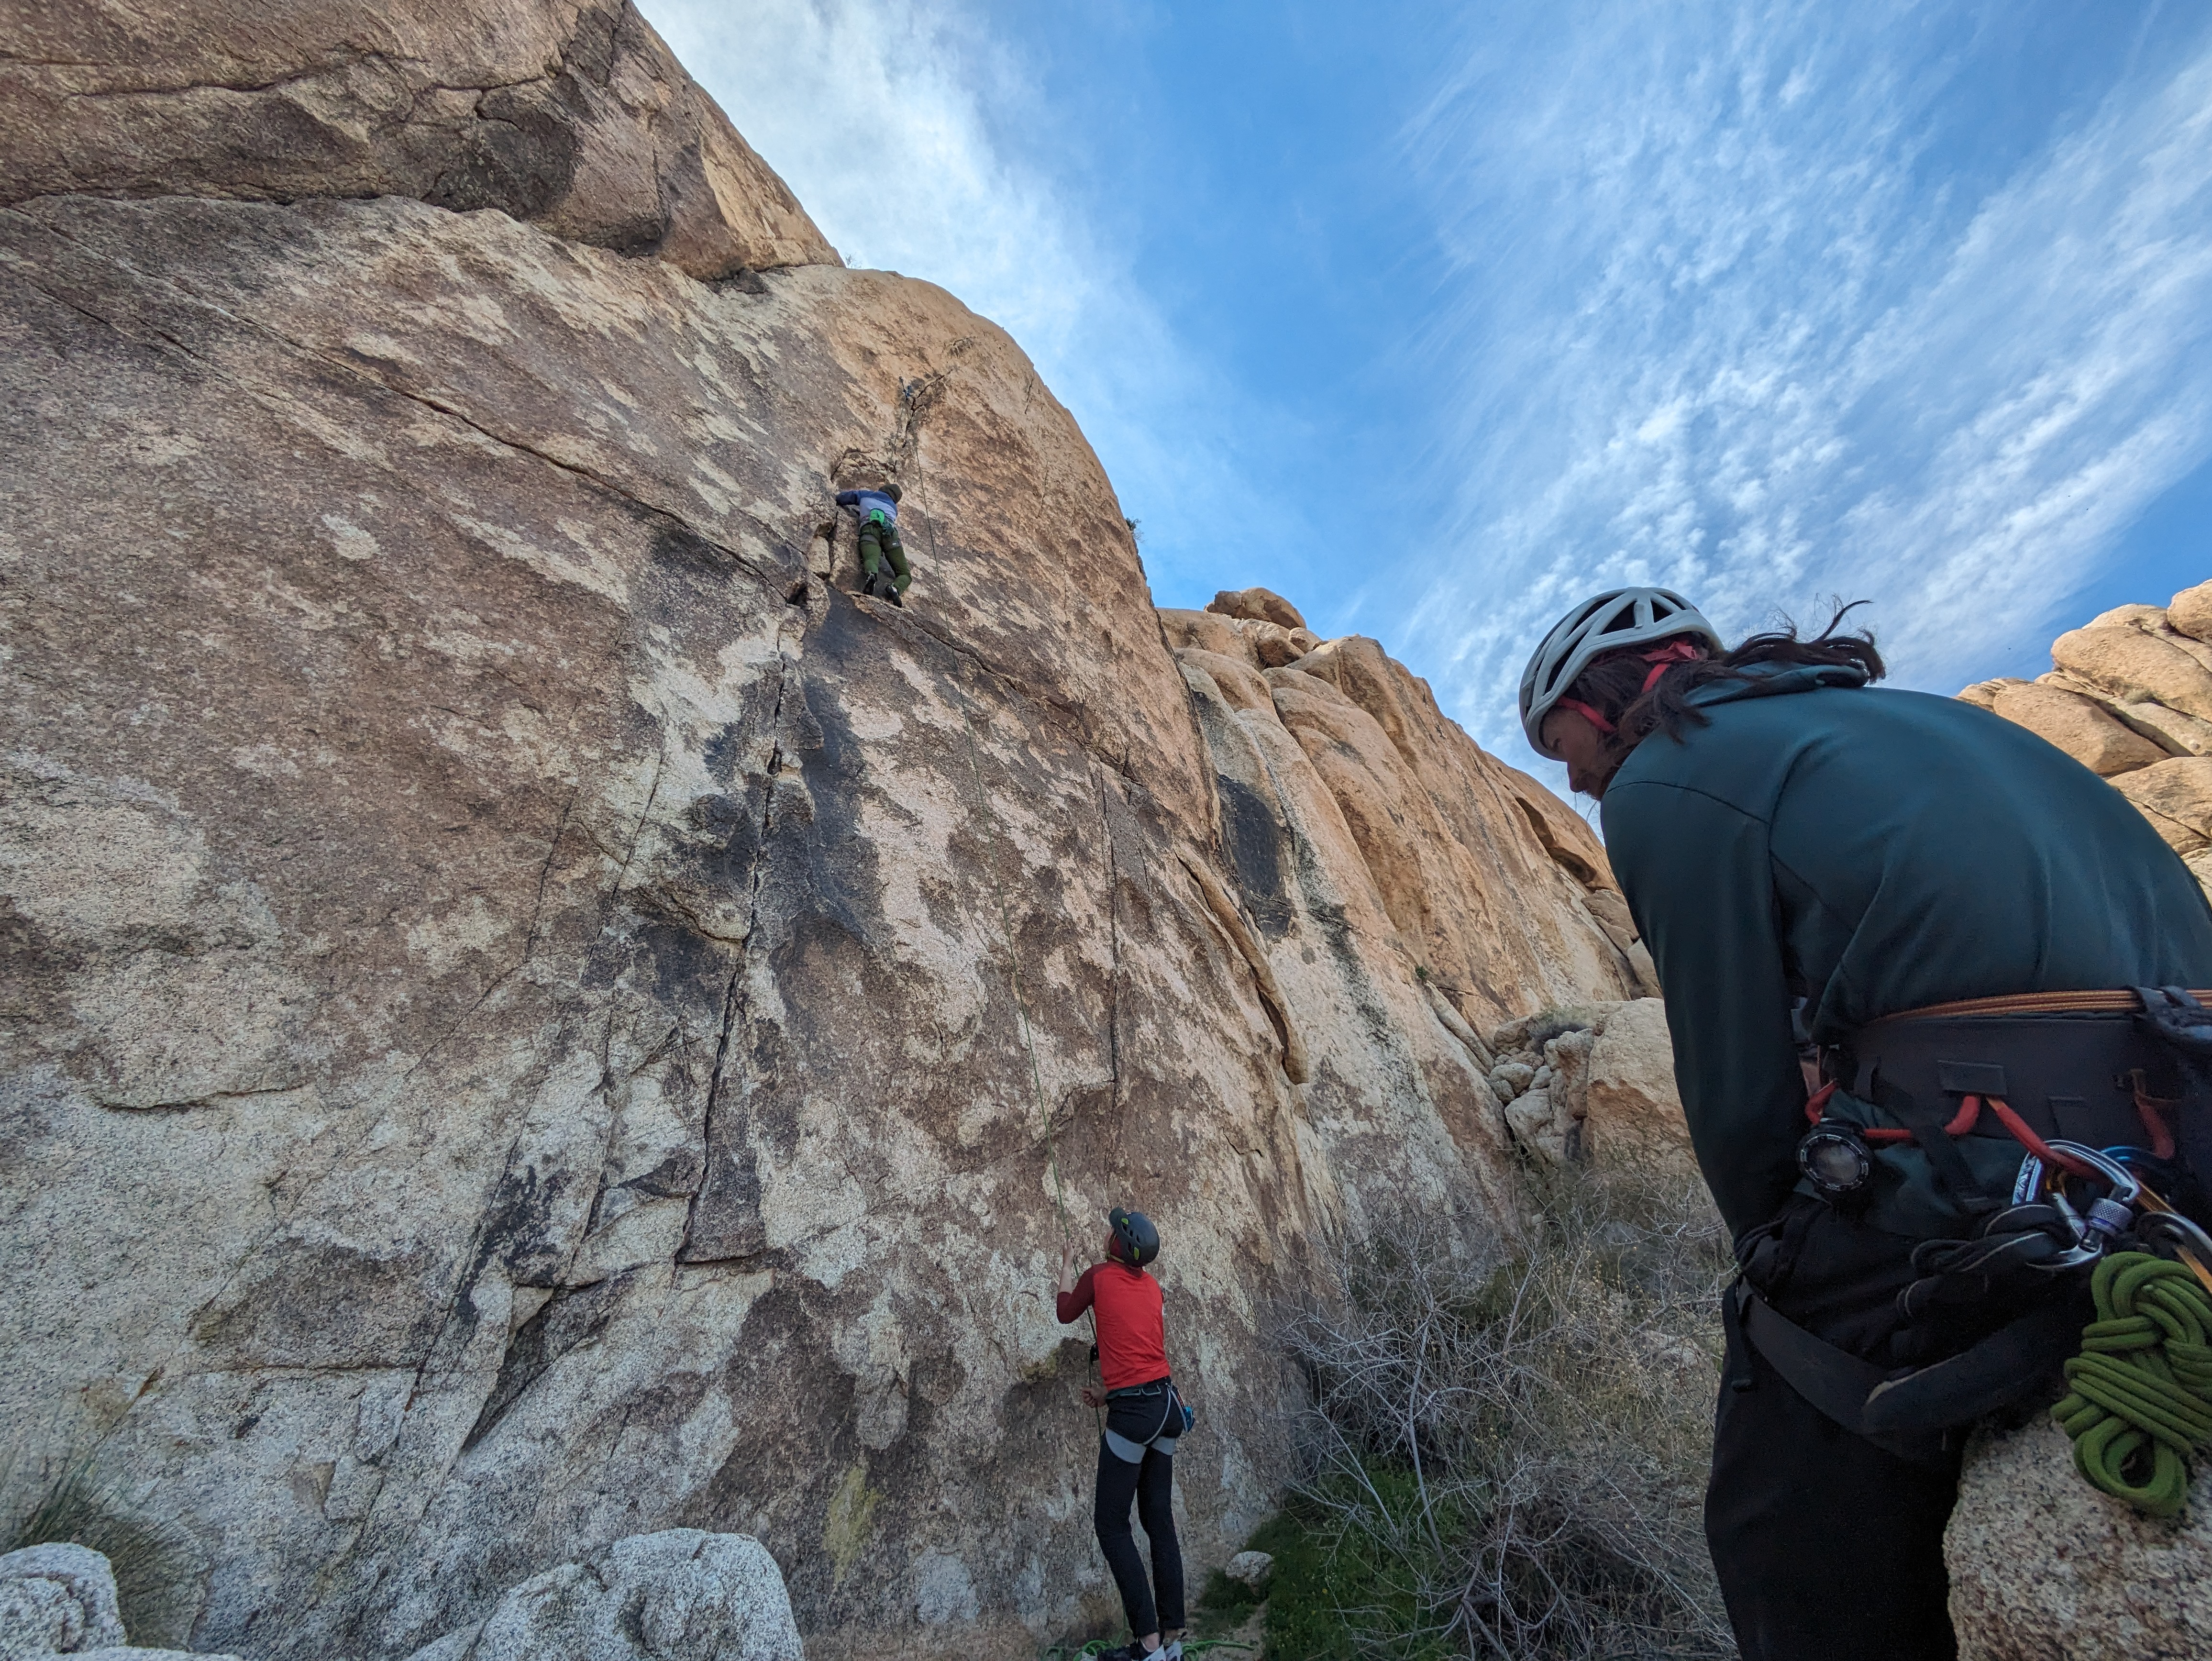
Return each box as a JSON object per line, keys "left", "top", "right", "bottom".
{"left": 2052, "top": 1251, "right": 2212, "bottom": 1517}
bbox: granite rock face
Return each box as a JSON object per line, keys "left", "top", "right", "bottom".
{"left": 0, "top": 15, "right": 1640, "bottom": 1658}
{"left": 1947, "top": 1418, "right": 2212, "bottom": 1661}
{"left": 0, "top": 0, "right": 836, "bottom": 279}
{"left": 1965, "top": 580, "right": 2212, "bottom": 894}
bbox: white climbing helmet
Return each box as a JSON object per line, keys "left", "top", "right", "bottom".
{"left": 1519, "top": 587, "right": 1724, "bottom": 758}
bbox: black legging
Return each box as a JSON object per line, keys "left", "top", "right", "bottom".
{"left": 1709, "top": 1195, "right": 2083, "bottom": 1660}
{"left": 1095, "top": 1395, "right": 1185, "bottom": 1637}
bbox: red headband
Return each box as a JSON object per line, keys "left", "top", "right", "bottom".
{"left": 1555, "top": 640, "right": 1707, "bottom": 737}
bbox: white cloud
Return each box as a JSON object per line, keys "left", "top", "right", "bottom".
{"left": 1392, "top": 1, "right": 2212, "bottom": 763}
{"left": 638, "top": 0, "right": 1286, "bottom": 595}
{"left": 643, "top": 0, "right": 1087, "bottom": 355}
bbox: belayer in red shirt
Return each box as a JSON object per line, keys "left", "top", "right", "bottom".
{"left": 1058, "top": 1207, "right": 1191, "bottom": 1660}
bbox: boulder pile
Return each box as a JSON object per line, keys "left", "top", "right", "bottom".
{"left": 1481, "top": 999, "right": 1691, "bottom": 1171}
{"left": 1963, "top": 580, "right": 2212, "bottom": 891}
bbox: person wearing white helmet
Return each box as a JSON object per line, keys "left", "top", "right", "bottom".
{"left": 1519, "top": 587, "right": 2212, "bottom": 1661}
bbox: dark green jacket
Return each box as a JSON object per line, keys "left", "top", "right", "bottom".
{"left": 1602, "top": 663, "right": 2212, "bottom": 1241}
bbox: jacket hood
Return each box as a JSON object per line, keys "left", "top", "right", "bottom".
{"left": 1684, "top": 659, "right": 1869, "bottom": 709}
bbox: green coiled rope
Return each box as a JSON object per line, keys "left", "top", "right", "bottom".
{"left": 2051, "top": 1251, "right": 2212, "bottom": 1517}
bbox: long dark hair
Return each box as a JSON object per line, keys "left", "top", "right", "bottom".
{"left": 1564, "top": 600, "right": 1886, "bottom": 755}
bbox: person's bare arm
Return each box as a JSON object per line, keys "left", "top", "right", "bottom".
{"left": 1058, "top": 1239, "right": 1079, "bottom": 1296}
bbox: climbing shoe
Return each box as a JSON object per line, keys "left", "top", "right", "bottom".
{"left": 885, "top": 584, "right": 905, "bottom": 609}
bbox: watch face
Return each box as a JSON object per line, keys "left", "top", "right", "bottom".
{"left": 1798, "top": 1127, "right": 1871, "bottom": 1196}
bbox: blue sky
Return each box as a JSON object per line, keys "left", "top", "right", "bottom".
{"left": 644, "top": 0, "right": 2212, "bottom": 775}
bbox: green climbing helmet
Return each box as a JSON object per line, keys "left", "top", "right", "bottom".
{"left": 1108, "top": 1207, "right": 1160, "bottom": 1267}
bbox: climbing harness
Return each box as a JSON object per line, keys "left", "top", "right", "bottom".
{"left": 1744, "top": 986, "right": 2212, "bottom": 1504}
{"left": 2052, "top": 1251, "right": 2212, "bottom": 1517}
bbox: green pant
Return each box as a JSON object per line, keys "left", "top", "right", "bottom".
{"left": 859, "top": 514, "right": 910, "bottom": 594}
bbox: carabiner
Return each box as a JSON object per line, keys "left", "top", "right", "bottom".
{"left": 2141, "top": 1209, "right": 2212, "bottom": 1264}
{"left": 2045, "top": 1141, "right": 2142, "bottom": 1207}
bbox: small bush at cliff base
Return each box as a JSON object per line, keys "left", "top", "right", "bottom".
{"left": 1, "top": 1446, "right": 200, "bottom": 1645}
{"left": 1272, "top": 1161, "right": 1737, "bottom": 1660}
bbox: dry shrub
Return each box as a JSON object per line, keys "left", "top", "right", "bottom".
{"left": 1, "top": 1444, "right": 202, "bottom": 1645}
{"left": 1276, "top": 1159, "right": 1737, "bottom": 1660}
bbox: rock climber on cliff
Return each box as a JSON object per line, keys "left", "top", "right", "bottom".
{"left": 835, "top": 482, "right": 910, "bottom": 606}
{"left": 1520, "top": 587, "right": 2212, "bottom": 1661}
{"left": 1057, "top": 1207, "right": 1191, "bottom": 1661}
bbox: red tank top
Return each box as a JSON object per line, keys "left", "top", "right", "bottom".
{"left": 1056, "top": 1261, "right": 1167, "bottom": 1389}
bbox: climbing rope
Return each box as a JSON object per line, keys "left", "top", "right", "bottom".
{"left": 898, "top": 372, "right": 1062, "bottom": 1223}
{"left": 957, "top": 704, "right": 1106, "bottom": 1430}
{"left": 957, "top": 705, "right": 1073, "bottom": 1238}
{"left": 2052, "top": 1251, "right": 2212, "bottom": 1517}
{"left": 900, "top": 377, "right": 947, "bottom": 574}
{"left": 903, "top": 375, "right": 1100, "bottom": 1420}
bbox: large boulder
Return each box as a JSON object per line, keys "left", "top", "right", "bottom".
{"left": 2102, "top": 695, "right": 2212, "bottom": 759}
{"left": 1155, "top": 607, "right": 1249, "bottom": 662}
{"left": 0, "top": 1543, "right": 240, "bottom": 1661}
{"left": 1206, "top": 586, "right": 1305, "bottom": 631}
{"left": 1947, "top": 1418, "right": 2212, "bottom": 1660}
{"left": 404, "top": 1531, "right": 799, "bottom": 1661}
{"left": 1965, "top": 582, "right": 2212, "bottom": 898}
{"left": 0, "top": 1543, "right": 128, "bottom": 1657}
{"left": 2112, "top": 757, "right": 2212, "bottom": 856}
{"left": 2052, "top": 615, "right": 2212, "bottom": 723}
{"left": 1990, "top": 682, "right": 2168, "bottom": 777}
{"left": 1582, "top": 997, "right": 1689, "bottom": 1161}
{"left": 0, "top": 0, "right": 836, "bottom": 280}
{"left": 2170, "top": 580, "right": 2212, "bottom": 645}
{"left": 1485, "top": 999, "right": 1690, "bottom": 1171}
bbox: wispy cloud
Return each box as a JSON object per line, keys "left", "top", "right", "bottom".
{"left": 640, "top": 0, "right": 1286, "bottom": 600}
{"left": 1394, "top": 1, "right": 2212, "bottom": 756}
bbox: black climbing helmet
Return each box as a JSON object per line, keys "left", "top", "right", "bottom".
{"left": 1108, "top": 1207, "right": 1160, "bottom": 1267}
{"left": 883, "top": 483, "right": 902, "bottom": 503}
